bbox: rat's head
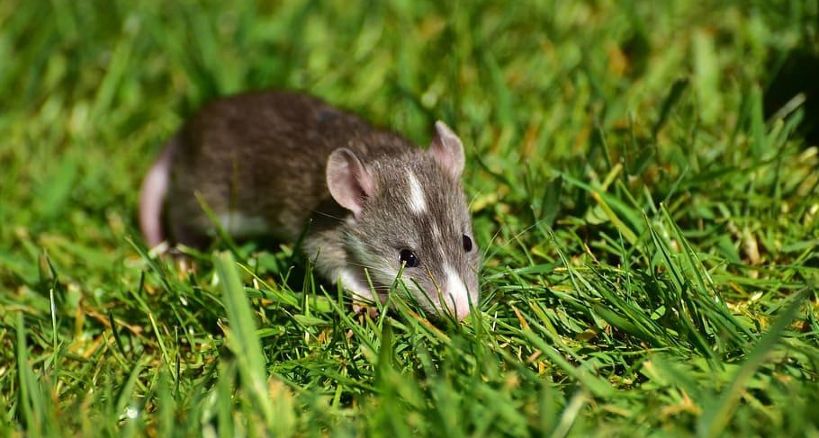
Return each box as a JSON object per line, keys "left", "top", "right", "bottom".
{"left": 326, "top": 121, "right": 480, "bottom": 321}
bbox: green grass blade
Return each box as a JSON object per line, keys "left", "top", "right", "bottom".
{"left": 697, "top": 291, "right": 810, "bottom": 437}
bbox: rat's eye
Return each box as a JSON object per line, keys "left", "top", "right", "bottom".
{"left": 399, "top": 249, "right": 420, "bottom": 268}
{"left": 462, "top": 235, "right": 473, "bottom": 252}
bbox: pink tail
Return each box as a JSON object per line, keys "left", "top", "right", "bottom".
{"left": 139, "top": 139, "right": 175, "bottom": 248}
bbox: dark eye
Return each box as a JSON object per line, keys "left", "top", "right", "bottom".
{"left": 399, "top": 249, "right": 420, "bottom": 268}
{"left": 462, "top": 235, "right": 473, "bottom": 252}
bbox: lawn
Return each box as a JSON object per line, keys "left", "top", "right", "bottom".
{"left": 1, "top": 0, "right": 818, "bottom": 436}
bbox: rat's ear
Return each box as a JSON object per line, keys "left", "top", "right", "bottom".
{"left": 326, "top": 148, "right": 374, "bottom": 217}
{"left": 429, "top": 121, "right": 465, "bottom": 178}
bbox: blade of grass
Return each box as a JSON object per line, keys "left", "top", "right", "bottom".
{"left": 214, "top": 251, "right": 282, "bottom": 435}
{"left": 697, "top": 291, "right": 809, "bottom": 437}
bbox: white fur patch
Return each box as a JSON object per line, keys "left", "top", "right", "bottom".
{"left": 407, "top": 172, "right": 427, "bottom": 214}
{"left": 444, "top": 264, "right": 470, "bottom": 320}
{"left": 218, "top": 212, "right": 269, "bottom": 236}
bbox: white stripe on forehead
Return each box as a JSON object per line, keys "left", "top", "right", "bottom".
{"left": 431, "top": 222, "right": 442, "bottom": 240}
{"left": 407, "top": 171, "right": 427, "bottom": 214}
{"left": 431, "top": 223, "right": 446, "bottom": 261}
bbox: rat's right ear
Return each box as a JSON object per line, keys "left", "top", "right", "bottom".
{"left": 429, "top": 121, "right": 465, "bottom": 179}
{"left": 326, "top": 148, "right": 374, "bottom": 217}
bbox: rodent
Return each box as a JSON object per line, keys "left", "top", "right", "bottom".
{"left": 139, "top": 91, "right": 480, "bottom": 320}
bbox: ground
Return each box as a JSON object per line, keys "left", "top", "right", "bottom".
{"left": 0, "top": 0, "right": 818, "bottom": 436}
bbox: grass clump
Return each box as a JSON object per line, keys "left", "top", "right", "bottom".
{"left": 1, "top": 0, "right": 818, "bottom": 436}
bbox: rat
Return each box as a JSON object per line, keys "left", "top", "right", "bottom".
{"left": 139, "top": 91, "right": 480, "bottom": 320}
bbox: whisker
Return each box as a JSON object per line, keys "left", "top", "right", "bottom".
{"left": 311, "top": 209, "right": 348, "bottom": 222}
{"left": 480, "top": 217, "right": 552, "bottom": 266}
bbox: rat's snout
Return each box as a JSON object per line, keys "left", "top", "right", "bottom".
{"left": 444, "top": 291, "right": 471, "bottom": 321}
{"left": 441, "top": 267, "right": 475, "bottom": 321}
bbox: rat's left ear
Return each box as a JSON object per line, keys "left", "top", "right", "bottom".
{"left": 429, "top": 121, "right": 465, "bottom": 178}
{"left": 326, "top": 148, "right": 375, "bottom": 218}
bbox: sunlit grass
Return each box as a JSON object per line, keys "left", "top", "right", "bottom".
{"left": 0, "top": 0, "right": 817, "bottom": 436}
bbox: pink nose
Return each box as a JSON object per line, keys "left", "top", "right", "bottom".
{"left": 445, "top": 292, "right": 471, "bottom": 321}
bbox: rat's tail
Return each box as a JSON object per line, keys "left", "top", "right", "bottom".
{"left": 139, "top": 137, "right": 176, "bottom": 248}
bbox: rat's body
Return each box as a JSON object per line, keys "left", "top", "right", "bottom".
{"left": 140, "top": 91, "right": 479, "bottom": 320}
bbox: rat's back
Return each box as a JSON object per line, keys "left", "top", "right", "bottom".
{"left": 140, "top": 91, "right": 413, "bottom": 247}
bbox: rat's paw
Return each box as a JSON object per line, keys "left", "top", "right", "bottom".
{"left": 352, "top": 302, "right": 379, "bottom": 319}
{"left": 146, "top": 241, "right": 171, "bottom": 258}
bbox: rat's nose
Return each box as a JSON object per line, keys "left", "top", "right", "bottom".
{"left": 444, "top": 287, "right": 472, "bottom": 321}
{"left": 441, "top": 266, "right": 475, "bottom": 321}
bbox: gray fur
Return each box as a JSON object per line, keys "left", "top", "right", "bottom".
{"left": 141, "top": 91, "right": 480, "bottom": 320}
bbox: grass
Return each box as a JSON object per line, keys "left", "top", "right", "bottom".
{"left": 1, "top": 0, "right": 818, "bottom": 435}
